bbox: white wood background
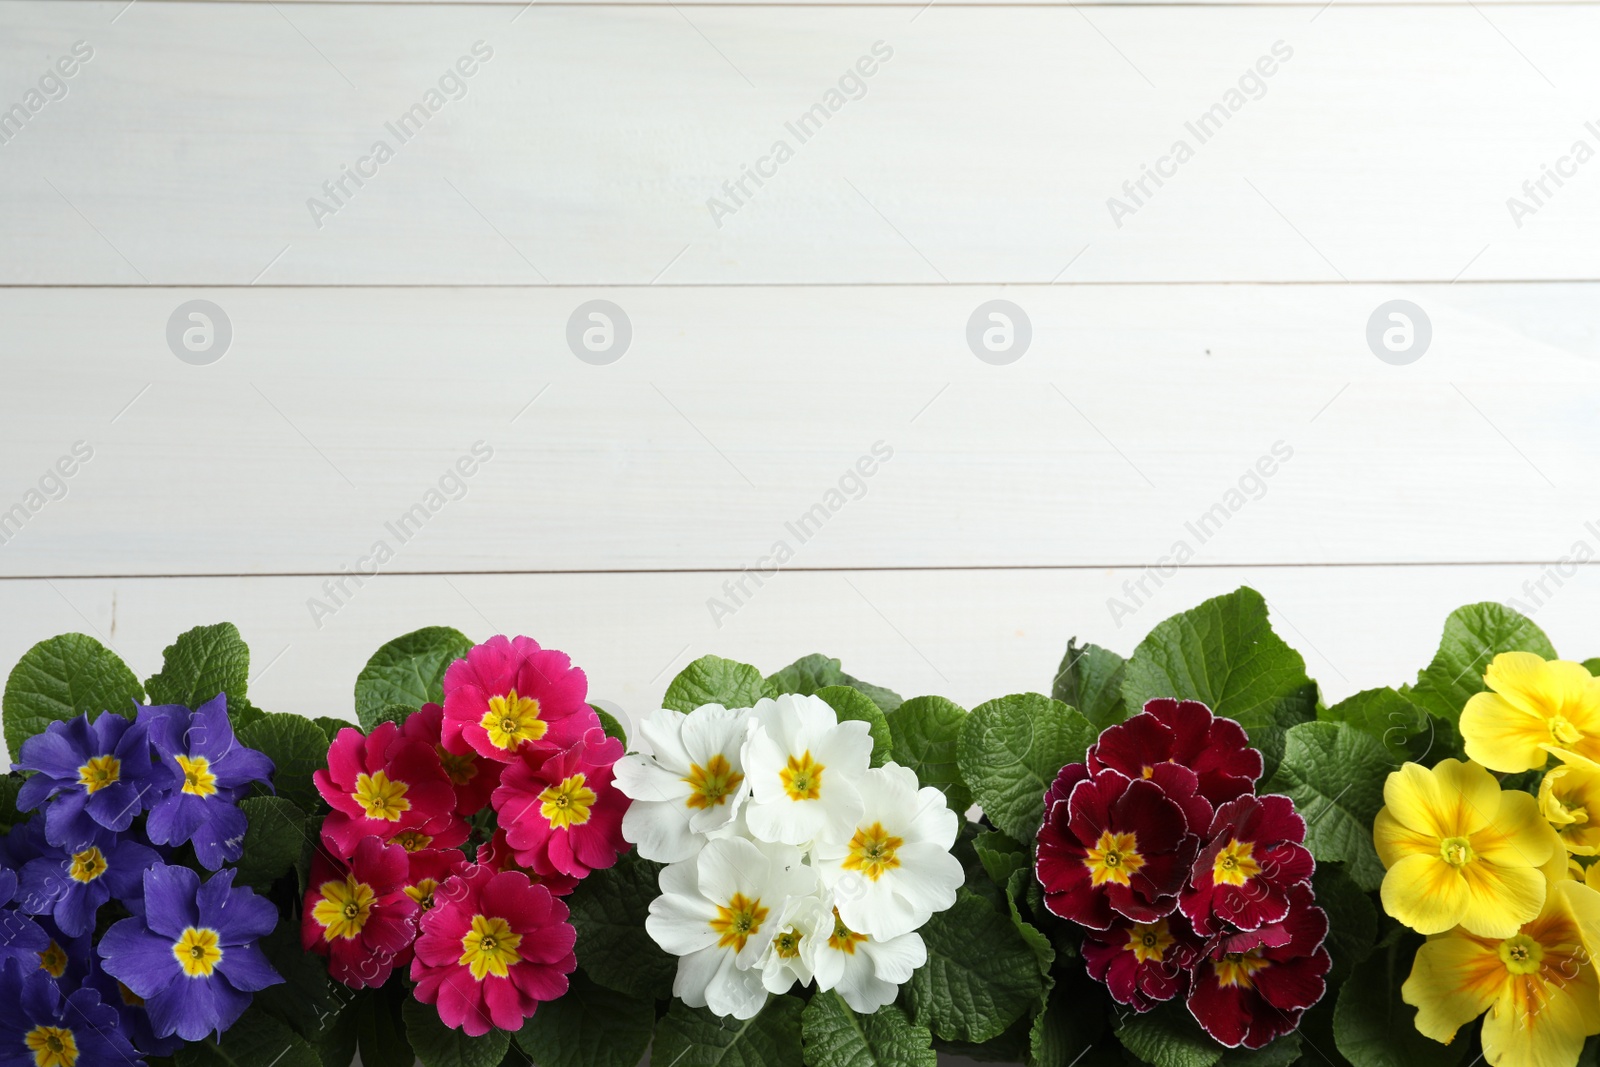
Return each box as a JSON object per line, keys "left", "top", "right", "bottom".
{"left": 4, "top": 0, "right": 1599, "bottom": 773}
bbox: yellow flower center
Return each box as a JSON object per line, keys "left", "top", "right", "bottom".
{"left": 539, "top": 774, "right": 598, "bottom": 831}
{"left": 827, "top": 908, "right": 868, "bottom": 954}
{"left": 1215, "top": 949, "right": 1271, "bottom": 989}
{"left": 1439, "top": 836, "right": 1475, "bottom": 867}
{"left": 1085, "top": 830, "right": 1146, "bottom": 887}
{"left": 842, "top": 822, "right": 904, "bottom": 882}
{"left": 173, "top": 927, "right": 223, "bottom": 978}
{"left": 772, "top": 928, "right": 803, "bottom": 959}
{"left": 405, "top": 878, "right": 441, "bottom": 911}
{"left": 709, "top": 892, "right": 769, "bottom": 953}
{"left": 437, "top": 746, "right": 478, "bottom": 786}
{"left": 683, "top": 754, "right": 744, "bottom": 810}
{"left": 312, "top": 877, "right": 374, "bottom": 941}
{"left": 1212, "top": 839, "right": 1262, "bottom": 887}
{"left": 1127, "top": 920, "right": 1175, "bottom": 964}
{"left": 352, "top": 770, "right": 411, "bottom": 821}
{"left": 458, "top": 914, "right": 523, "bottom": 980}
{"left": 38, "top": 942, "right": 67, "bottom": 978}
{"left": 175, "top": 754, "right": 217, "bottom": 798}
{"left": 1499, "top": 934, "right": 1545, "bottom": 975}
{"left": 392, "top": 829, "right": 434, "bottom": 852}
{"left": 68, "top": 847, "right": 107, "bottom": 884}
{"left": 479, "top": 690, "right": 547, "bottom": 751}
{"left": 780, "top": 751, "right": 825, "bottom": 801}
{"left": 25, "top": 1025, "right": 78, "bottom": 1067}
{"left": 1551, "top": 716, "right": 1584, "bottom": 746}
{"left": 76, "top": 755, "right": 120, "bottom": 795}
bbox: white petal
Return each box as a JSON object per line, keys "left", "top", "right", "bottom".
{"left": 672, "top": 944, "right": 725, "bottom": 1008}
{"left": 612, "top": 753, "right": 692, "bottom": 804}
{"left": 622, "top": 800, "right": 701, "bottom": 863}
{"left": 647, "top": 889, "right": 719, "bottom": 956}
{"left": 681, "top": 705, "right": 752, "bottom": 767}
{"left": 832, "top": 949, "right": 899, "bottom": 1013}
{"left": 862, "top": 930, "right": 926, "bottom": 984}
{"left": 705, "top": 955, "right": 770, "bottom": 1020}
{"left": 697, "top": 837, "right": 769, "bottom": 904}
{"left": 639, "top": 709, "right": 693, "bottom": 770}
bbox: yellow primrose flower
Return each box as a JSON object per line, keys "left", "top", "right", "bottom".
{"left": 1403, "top": 871, "right": 1600, "bottom": 1067}
{"left": 1540, "top": 758, "right": 1600, "bottom": 856}
{"left": 1461, "top": 653, "right": 1600, "bottom": 773}
{"left": 1374, "top": 759, "right": 1558, "bottom": 937}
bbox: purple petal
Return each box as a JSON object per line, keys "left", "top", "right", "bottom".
{"left": 145, "top": 793, "right": 206, "bottom": 849}
{"left": 214, "top": 942, "right": 282, "bottom": 992}
{"left": 147, "top": 970, "right": 250, "bottom": 1042}
{"left": 138, "top": 865, "right": 202, "bottom": 939}
{"left": 97, "top": 920, "right": 181, "bottom": 999}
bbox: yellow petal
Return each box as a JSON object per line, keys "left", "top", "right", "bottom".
{"left": 1553, "top": 879, "right": 1600, "bottom": 968}
{"left": 1479, "top": 966, "right": 1598, "bottom": 1067}
{"left": 1484, "top": 652, "right": 1569, "bottom": 715}
{"left": 1457, "top": 860, "right": 1547, "bottom": 938}
{"left": 1471, "top": 790, "right": 1557, "bottom": 869}
{"left": 1462, "top": 692, "right": 1552, "bottom": 774}
{"left": 1375, "top": 807, "right": 1439, "bottom": 868}
{"left": 1402, "top": 931, "right": 1505, "bottom": 1045}
{"left": 1384, "top": 760, "right": 1497, "bottom": 839}
{"left": 1382, "top": 853, "right": 1469, "bottom": 935}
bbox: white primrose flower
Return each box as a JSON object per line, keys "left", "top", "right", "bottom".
{"left": 811, "top": 761, "right": 963, "bottom": 940}
{"left": 613, "top": 704, "right": 752, "bottom": 862}
{"left": 742, "top": 693, "right": 872, "bottom": 847}
{"left": 755, "top": 892, "right": 830, "bottom": 995}
{"left": 646, "top": 836, "right": 818, "bottom": 1020}
{"left": 805, "top": 904, "right": 928, "bottom": 1014}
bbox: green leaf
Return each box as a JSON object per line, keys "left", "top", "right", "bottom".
{"left": 1312, "top": 863, "right": 1379, "bottom": 986}
{"left": 405, "top": 996, "right": 510, "bottom": 1067}
{"left": 357, "top": 984, "right": 413, "bottom": 1067}
{"left": 590, "top": 703, "right": 627, "bottom": 746}
{"left": 2, "top": 633, "right": 143, "bottom": 760}
{"left": 1120, "top": 586, "right": 1317, "bottom": 777}
{"left": 888, "top": 696, "right": 971, "bottom": 811}
{"left": 801, "top": 991, "right": 935, "bottom": 1067}
{"left": 665, "top": 655, "right": 773, "bottom": 713}
{"left": 514, "top": 970, "right": 654, "bottom": 1067}
{"left": 1319, "top": 687, "right": 1458, "bottom": 766}
{"left": 816, "top": 685, "right": 893, "bottom": 767}
{"left": 370, "top": 703, "right": 419, "bottom": 729}
{"left": 174, "top": 1006, "right": 323, "bottom": 1067}
{"left": 310, "top": 993, "right": 359, "bottom": 1067}
{"left": 1004, "top": 867, "right": 1054, "bottom": 978}
{"left": 354, "top": 626, "right": 473, "bottom": 730}
{"left": 144, "top": 622, "right": 250, "bottom": 710}
{"left": 0, "top": 773, "right": 21, "bottom": 832}
{"left": 972, "top": 829, "right": 1028, "bottom": 887}
{"left": 238, "top": 712, "right": 329, "bottom": 815}
{"left": 766, "top": 654, "right": 904, "bottom": 714}
{"left": 652, "top": 996, "right": 804, "bottom": 1067}
{"left": 1334, "top": 933, "right": 1467, "bottom": 1067}
{"left": 959, "top": 693, "right": 1094, "bottom": 842}
{"left": 234, "top": 796, "right": 307, "bottom": 890}
{"left": 1264, "top": 721, "right": 1389, "bottom": 892}
{"left": 903, "top": 888, "right": 1045, "bottom": 1043}
{"left": 1116, "top": 1000, "right": 1223, "bottom": 1067}
{"left": 229, "top": 697, "right": 267, "bottom": 732}
{"left": 251, "top": 922, "right": 339, "bottom": 1043}
{"left": 1217, "top": 1033, "right": 1301, "bottom": 1066}
{"left": 1409, "top": 603, "right": 1556, "bottom": 723}
{"left": 1052, "top": 638, "right": 1129, "bottom": 731}
{"left": 567, "top": 850, "right": 676, "bottom": 1000}
{"left": 1585, "top": 659, "right": 1600, "bottom": 678}
{"left": 1029, "top": 970, "right": 1108, "bottom": 1067}
{"left": 313, "top": 716, "right": 351, "bottom": 744}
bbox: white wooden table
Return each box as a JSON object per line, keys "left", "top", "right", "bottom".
{"left": 3, "top": 0, "right": 1598, "bottom": 767}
